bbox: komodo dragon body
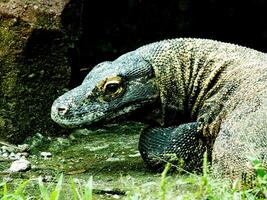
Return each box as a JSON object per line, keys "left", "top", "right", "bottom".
{"left": 51, "top": 38, "right": 267, "bottom": 180}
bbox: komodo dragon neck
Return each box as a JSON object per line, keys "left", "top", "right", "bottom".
{"left": 138, "top": 38, "right": 266, "bottom": 133}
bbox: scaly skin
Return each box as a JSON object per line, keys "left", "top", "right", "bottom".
{"left": 51, "top": 38, "right": 267, "bottom": 180}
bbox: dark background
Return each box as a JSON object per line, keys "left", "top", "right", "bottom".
{"left": 67, "top": 0, "right": 267, "bottom": 86}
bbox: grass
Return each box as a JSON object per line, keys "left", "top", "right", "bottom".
{"left": 0, "top": 157, "right": 266, "bottom": 200}
{"left": 125, "top": 153, "right": 267, "bottom": 200}
{"left": 0, "top": 175, "right": 93, "bottom": 200}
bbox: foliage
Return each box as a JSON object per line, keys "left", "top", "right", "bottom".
{"left": 0, "top": 175, "right": 93, "bottom": 200}
{"left": 0, "top": 158, "right": 266, "bottom": 200}
{"left": 126, "top": 155, "right": 267, "bottom": 200}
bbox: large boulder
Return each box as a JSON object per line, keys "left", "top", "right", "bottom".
{"left": 0, "top": 0, "right": 79, "bottom": 143}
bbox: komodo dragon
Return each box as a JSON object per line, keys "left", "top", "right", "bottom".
{"left": 51, "top": 38, "right": 267, "bottom": 181}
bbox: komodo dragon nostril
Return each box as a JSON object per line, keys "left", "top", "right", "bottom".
{"left": 57, "top": 106, "right": 68, "bottom": 115}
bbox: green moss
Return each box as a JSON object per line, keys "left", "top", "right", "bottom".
{"left": 0, "top": 116, "right": 5, "bottom": 128}
{"left": 1, "top": 70, "right": 19, "bottom": 97}
{"left": 0, "top": 13, "right": 72, "bottom": 142}
{"left": 0, "top": 17, "right": 29, "bottom": 49}
{"left": 0, "top": 28, "right": 15, "bottom": 56}
{"left": 35, "top": 14, "right": 60, "bottom": 30}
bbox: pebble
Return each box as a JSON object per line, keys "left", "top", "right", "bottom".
{"left": 0, "top": 143, "right": 30, "bottom": 161}
{"left": 40, "top": 152, "right": 52, "bottom": 159}
{"left": 106, "top": 157, "right": 125, "bottom": 162}
{"left": 17, "top": 144, "right": 30, "bottom": 152}
{"left": 8, "top": 159, "right": 31, "bottom": 173}
{"left": 112, "top": 194, "right": 121, "bottom": 199}
{"left": 86, "top": 144, "right": 109, "bottom": 151}
{"left": 8, "top": 152, "right": 17, "bottom": 160}
{"left": 128, "top": 152, "right": 141, "bottom": 157}
{"left": 1, "top": 145, "right": 15, "bottom": 153}
{"left": 2, "top": 152, "right": 9, "bottom": 158}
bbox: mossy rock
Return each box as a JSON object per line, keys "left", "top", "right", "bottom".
{"left": 0, "top": 0, "right": 79, "bottom": 143}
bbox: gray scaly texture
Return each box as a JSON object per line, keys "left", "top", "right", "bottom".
{"left": 51, "top": 38, "right": 267, "bottom": 181}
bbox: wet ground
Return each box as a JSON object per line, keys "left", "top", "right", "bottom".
{"left": 0, "top": 122, "right": 176, "bottom": 199}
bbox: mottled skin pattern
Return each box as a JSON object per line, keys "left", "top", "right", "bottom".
{"left": 51, "top": 38, "right": 267, "bottom": 181}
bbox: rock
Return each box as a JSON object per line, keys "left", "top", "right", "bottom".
{"left": 128, "top": 152, "right": 141, "bottom": 158}
{"left": 0, "top": 142, "right": 31, "bottom": 160}
{"left": 0, "top": 0, "right": 82, "bottom": 143}
{"left": 8, "top": 152, "right": 17, "bottom": 160}
{"left": 8, "top": 158, "right": 31, "bottom": 172}
{"left": 40, "top": 152, "right": 52, "bottom": 159}
{"left": 20, "top": 152, "right": 29, "bottom": 158}
{"left": 112, "top": 194, "right": 121, "bottom": 199}
{"left": 106, "top": 157, "right": 125, "bottom": 162}
{"left": 86, "top": 144, "right": 110, "bottom": 151}
{"left": 2, "top": 152, "right": 9, "bottom": 158}
{"left": 17, "top": 144, "right": 30, "bottom": 152}
{"left": 1, "top": 145, "right": 16, "bottom": 153}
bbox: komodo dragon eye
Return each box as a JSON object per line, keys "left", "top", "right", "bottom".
{"left": 98, "top": 76, "right": 125, "bottom": 101}
{"left": 105, "top": 82, "right": 120, "bottom": 93}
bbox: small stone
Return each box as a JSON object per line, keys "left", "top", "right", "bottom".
{"left": 40, "top": 175, "right": 53, "bottom": 182}
{"left": 28, "top": 73, "right": 35, "bottom": 78}
{"left": 112, "top": 194, "right": 121, "bottom": 199}
{"left": 69, "top": 135, "right": 76, "bottom": 140}
{"left": 40, "top": 152, "right": 52, "bottom": 159}
{"left": 2, "top": 152, "right": 9, "bottom": 158}
{"left": 128, "top": 152, "right": 141, "bottom": 157}
{"left": 17, "top": 144, "right": 30, "bottom": 152}
{"left": 3, "top": 177, "right": 13, "bottom": 183}
{"left": 15, "top": 153, "right": 22, "bottom": 160}
{"left": 106, "top": 157, "right": 124, "bottom": 162}
{"left": 20, "top": 155, "right": 26, "bottom": 160}
{"left": 9, "top": 152, "right": 17, "bottom": 160}
{"left": 1, "top": 145, "right": 15, "bottom": 153}
{"left": 8, "top": 159, "right": 31, "bottom": 172}
{"left": 86, "top": 144, "right": 109, "bottom": 151}
{"left": 33, "top": 5, "right": 38, "bottom": 10}
{"left": 20, "top": 152, "right": 29, "bottom": 157}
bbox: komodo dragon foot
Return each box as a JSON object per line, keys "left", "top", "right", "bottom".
{"left": 138, "top": 122, "right": 209, "bottom": 172}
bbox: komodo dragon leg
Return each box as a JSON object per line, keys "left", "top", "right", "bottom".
{"left": 138, "top": 122, "right": 209, "bottom": 172}
{"left": 212, "top": 101, "right": 267, "bottom": 181}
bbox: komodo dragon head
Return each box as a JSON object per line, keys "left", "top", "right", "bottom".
{"left": 51, "top": 51, "right": 159, "bottom": 127}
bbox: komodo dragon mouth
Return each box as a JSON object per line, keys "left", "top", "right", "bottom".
{"left": 51, "top": 95, "right": 157, "bottom": 128}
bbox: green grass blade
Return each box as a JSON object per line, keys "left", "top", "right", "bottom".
{"left": 38, "top": 177, "right": 49, "bottom": 200}
{"left": 70, "top": 177, "right": 78, "bottom": 200}
{"left": 160, "top": 162, "right": 171, "bottom": 200}
{"left": 83, "top": 176, "right": 93, "bottom": 200}
{"left": 2, "top": 182, "right": 8, "bottom": 200}
{"left": 49, "top": 191, "right": 59, "bottom": 200}
{"left": 14, "top": 180, "right": 30, "bottom": 198}
{"left": 50, "top": 173, "right": 63, "bottom": 200}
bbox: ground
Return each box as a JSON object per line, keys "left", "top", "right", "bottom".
{"left": 0, "top": 122, "right": 165, "bottom": 199}
{"left": 0, "top": 122, "right": 266, "bottom": 199}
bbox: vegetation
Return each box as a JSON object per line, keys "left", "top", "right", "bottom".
{"left": 0, "top": 155, "right": 266, "bottom": 200}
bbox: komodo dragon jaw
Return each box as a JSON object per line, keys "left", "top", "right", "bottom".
{"left": 51, "top": 51, "right": 159, "bottom": 128}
